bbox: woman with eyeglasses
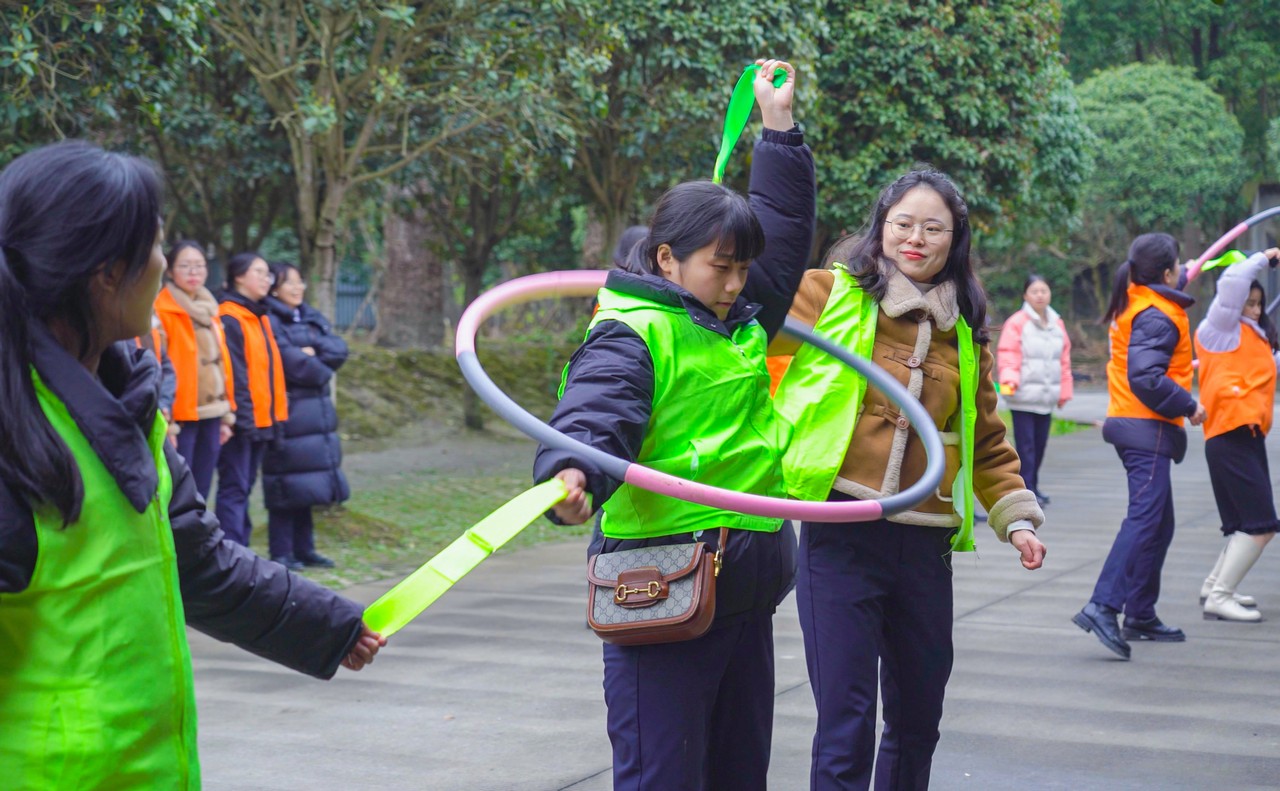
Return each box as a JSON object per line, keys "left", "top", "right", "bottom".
{"left": 217, "top": 252, "right": 288, "bottom": 551}
{"left": 152, "top": 240, "right": 234, "bottom": 499}
{"left": 261, "top": 261, "right": 350, "bottom": 570}
{"left": 770, "top": 169, "right": 1046, "bottom": 789}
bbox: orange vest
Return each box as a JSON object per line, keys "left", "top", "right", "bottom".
{"left": 1107, "top": 284, "right": 1193, "bottom": 425}
{"left": 1195, "top": 325, "right": 1276, "bottom": 439}
{"left": 218, "top": 300, "right": 288, "bottom": 428}
{"left": 154, "top": 288, "right": 205, "bottom": 422}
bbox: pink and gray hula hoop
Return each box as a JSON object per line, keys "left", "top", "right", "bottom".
{"left": 455, "top": 270, "right": 944, "bottom": 523}
{"left": 1187, "top": 205, "right": 1280, "bottom": 283}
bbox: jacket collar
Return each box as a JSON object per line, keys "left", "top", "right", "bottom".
{"left": 163, "top": 282, "right": 220, "bottom": 327}
{"left": 603, "top": 270, "right": 762, "bottom": 338}
{"left": 1019, "top": 301, "right": 1060, "bottom": 327}
{"left": 264, "top": 296, "right": 299, "bottom": 322}
{"left": 880, "top": 264, "right": 960, "bottom": 330}
{"left": 29, "top": 325, "right": 160, "bottom": 512}
{"left": 220, "top": 288, "right": 267, "bottom": 316}
{"left": 1142, "top": 282, "right": 1195, "bottom": 309}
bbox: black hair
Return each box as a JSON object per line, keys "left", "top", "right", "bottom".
{"left": 166, "top": 240, "right": 207, "bottom": 272}
{"left": 621, "top": 181, "right": 765, "bottom": 277}
{"left": 1024, "top": 273, "right": 1048, "bottom": 293}
{"left": 224, "top": 251, "right": 264, "bottom": 292}
{"left": 0, "top": 140, "right": 163, "bottom": 524}
{"left": 1101, "top": 233, "right": 1180, "bottom": 325}
{"left": 1248, "top": 280, "right": 1280, "bottom": 351}
{"left": 612, "top": 225, "right": 648, "bottom": 268}
{"left": 824, "top": 168, "right": 987, "bottom": 342}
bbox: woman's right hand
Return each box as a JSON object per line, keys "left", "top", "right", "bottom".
{"left": 219, "top": 423, "right": 234, "bottom": 445}
{"left": 552, "top": 468, "right": 592, "bottom": 525}
{"left": 753, "top": 58, "right": 795, "bottom": 131}
{"left": 1264, "top": 247, "right": 1280, "bottom": 267}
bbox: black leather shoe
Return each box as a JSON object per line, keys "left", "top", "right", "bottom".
{"left": 1072, "top": 602, "right": 1131, "bottom": 659}
{"left": 1035, "top": 490, "right": 1051, "bottom": 506}
{"left": 296, "top": 551, "right": 336, "bottom": 568}
{"left": 272, "top": 554, "right": 305, "bottom": 571}
{"left": 1122, "top": 617, "right": 1185, "bottom": 642}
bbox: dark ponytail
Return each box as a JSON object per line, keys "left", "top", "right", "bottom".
{"left": 1102, "top": 233, "right": 1180, "bottom": 324}
{"left": 0, "top": 140, "right": 163, "bottom": 524}
{"left": 621, "top": 181, "right": 765, "bottom": 277}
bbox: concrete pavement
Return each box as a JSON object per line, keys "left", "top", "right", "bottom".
{"left": 191, "top": 390, "right": 1280, "bottom": 790}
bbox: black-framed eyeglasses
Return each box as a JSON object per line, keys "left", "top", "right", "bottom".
{"left": 885, "top": 220, "right": 953, "bottom": 242}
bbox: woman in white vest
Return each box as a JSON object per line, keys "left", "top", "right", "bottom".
{"left": 997, "top": 274, "right": 1073, "bottom": 505}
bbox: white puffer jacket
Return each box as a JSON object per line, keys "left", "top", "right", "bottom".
{"left": 997, "top": 303, "right": 1073, "bottom": 414}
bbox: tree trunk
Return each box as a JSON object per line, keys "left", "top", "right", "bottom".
{"left": 461, "top": 253, "right": 487, "bottom": 430}
{"left": 380, "top": 202, "right": 445, "bottom": 348}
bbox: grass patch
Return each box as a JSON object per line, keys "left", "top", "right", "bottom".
{"left": 997, "top": 409, "right": 1093, "bottom": 437}
{"left": 246, "top": 465, "right": 592, "bottom": 590}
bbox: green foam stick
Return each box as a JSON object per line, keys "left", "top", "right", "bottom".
{"left": 363, "top": 478, "right": 569, "bottom": 637}
{"left": 1201, "top": 249, "right": 1248, "bottom": 272}
{"left": 712, "top": 64, "right": 787, "bottom": 184}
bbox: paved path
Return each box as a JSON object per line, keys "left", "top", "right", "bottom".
{"left": 192, "top": 391, "right": 1280, "bottom": 790}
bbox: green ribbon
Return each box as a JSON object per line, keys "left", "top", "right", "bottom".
{"left": 712, "top": 64, "right": 787, "bottom": 184}
{"left": 363, "top": 479, "right": 569, "bottom": 637}
{"left": 1202, "top": 249, "right": 1248, "bottom": 272}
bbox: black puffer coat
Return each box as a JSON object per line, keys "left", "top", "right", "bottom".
{"left": 261, "top": 298, "right": 351, "bottom": 510}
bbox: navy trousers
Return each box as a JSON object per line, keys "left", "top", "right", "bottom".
{"left": 1010, "top": 410, "right": 1051, "bottom": 494}
{"left": 798, "top": 510, "right": 955, "bottom": 791}
{"left": 176, "top": 417, "right": 222, "bottom": 501}
{"left": 268, "top": 506, "right": 316, "bottom": 559}
{"left": 1090, "top": 446, "right": 1175, "bottom": 620}
{"left": 215, "top": 433, "right": 267, "bottom": 547}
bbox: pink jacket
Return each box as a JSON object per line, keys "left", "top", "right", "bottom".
{"left": 997, "top": 303, "right": 1073, "bottom": 414}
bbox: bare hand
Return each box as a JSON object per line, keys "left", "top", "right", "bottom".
{"left": 1189, "top": 402, "right": 1207, "bottom": 426}
{"left": 1265, "top": 247, "right": 1280, "bottom": 267}
{"left": 1010, "top": 530, "right": 1046, "bottom": 570}
{"left": 302, "top": 346, "right": 317, "bottom": 356}
{"left": 341, "top": 623, "right": 387, "bottom": 671}
{"left": 551, "top": 468, "right": 592, "bottom": 525}
{"left": 219, "top": 423, "right": 234, "bottom": 445}
{"left": 753, "top": 58, "right": 795, "bottom": 131}
{"left": 1057, "top": 397, "right": 1069, "bottom": 409}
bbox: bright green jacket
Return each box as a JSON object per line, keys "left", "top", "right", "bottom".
{"left": 0, "top": 371, "right": 200, "bottom": 789}
{"left": 772, "top": 267, "right": 979, "bottom": 551}
{"left": 572, "top": 287, "right": 790, "bottom": 539}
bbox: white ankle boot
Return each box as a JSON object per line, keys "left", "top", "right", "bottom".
{"left": 1203, "top": 534, "right": 1265, "bottom": 622}
{"left": 1201, "top": 544, "right": 1257, "bottom": 607}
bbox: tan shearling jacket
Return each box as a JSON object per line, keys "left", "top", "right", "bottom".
{"left": 777, "top": 266, "right": 1043, "bottom": 540}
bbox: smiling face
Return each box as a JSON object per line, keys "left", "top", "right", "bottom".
{"left": 881, "top": 186, "right": 954, "bottom": 283}
{"left": 274, "top": 267, "right": 306, "bottom": 308}
{"left": 234, "top": 256, "right": 273, "bottom": 302}
{"left": 656, "top": 240, "right": 750, "bottom": 320}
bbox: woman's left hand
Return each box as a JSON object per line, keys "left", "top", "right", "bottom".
{"left": 1010, "top": 530, "right": 1045, "bottom": 570}
{"left": 1057, "top": 397, "right": 1070, "bottom": 409}
{"left": 753, "top": 58, "right": 795, "bottom": 131}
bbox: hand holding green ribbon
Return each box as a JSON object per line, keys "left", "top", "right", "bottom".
{"left": 363, "top": 479, "right": 568, "bottom": 637}
{"left": 712, "top": 64, "right": 788, "bottom": 184}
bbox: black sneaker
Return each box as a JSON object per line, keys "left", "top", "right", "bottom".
{"left": 296, "top": 551, "right": 336, "bottom": 569}
{"left": 272, "top": 554, "right": 305, "bottom": 571}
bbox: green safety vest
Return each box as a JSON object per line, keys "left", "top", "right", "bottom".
{"left": 0, "top": 371, "right": 200, "bottom": 789}
{"left": 772, "top": 266, "right": 979, "bottom": 552}
{"left": 564, "top": 287, "right": 790, "bottom": 539}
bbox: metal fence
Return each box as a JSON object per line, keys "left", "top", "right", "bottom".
{"left": 335, "top": 283, "right": 376, "bottom": 330}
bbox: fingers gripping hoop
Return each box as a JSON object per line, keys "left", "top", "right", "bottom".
{"left": 1186, "top": 205, "right": 1280, "bottom": 283}
{"left": 455, "top": 270, "right": 945, "bottom": 523}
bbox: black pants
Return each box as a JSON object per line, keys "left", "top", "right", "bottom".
{"left": 268, "top": 506, "right": 316, "bottom": 558}
{"left": 175, "top": 417, "right": 222, "bottom": 501}
{"left": 215, "top": 433, "right": 266, "bottom": 547}
{"left": 1091, "top": 446, "right": 1174, "bottom": 620}
{"left": 798, "top": 503, "right": 955, "bottom": 791}
{"left": 1205, "top": 426, "right": 1280, "bottom": 536}
{"left": 1011, "top": 410, "right": 1051, "bottom": 494}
